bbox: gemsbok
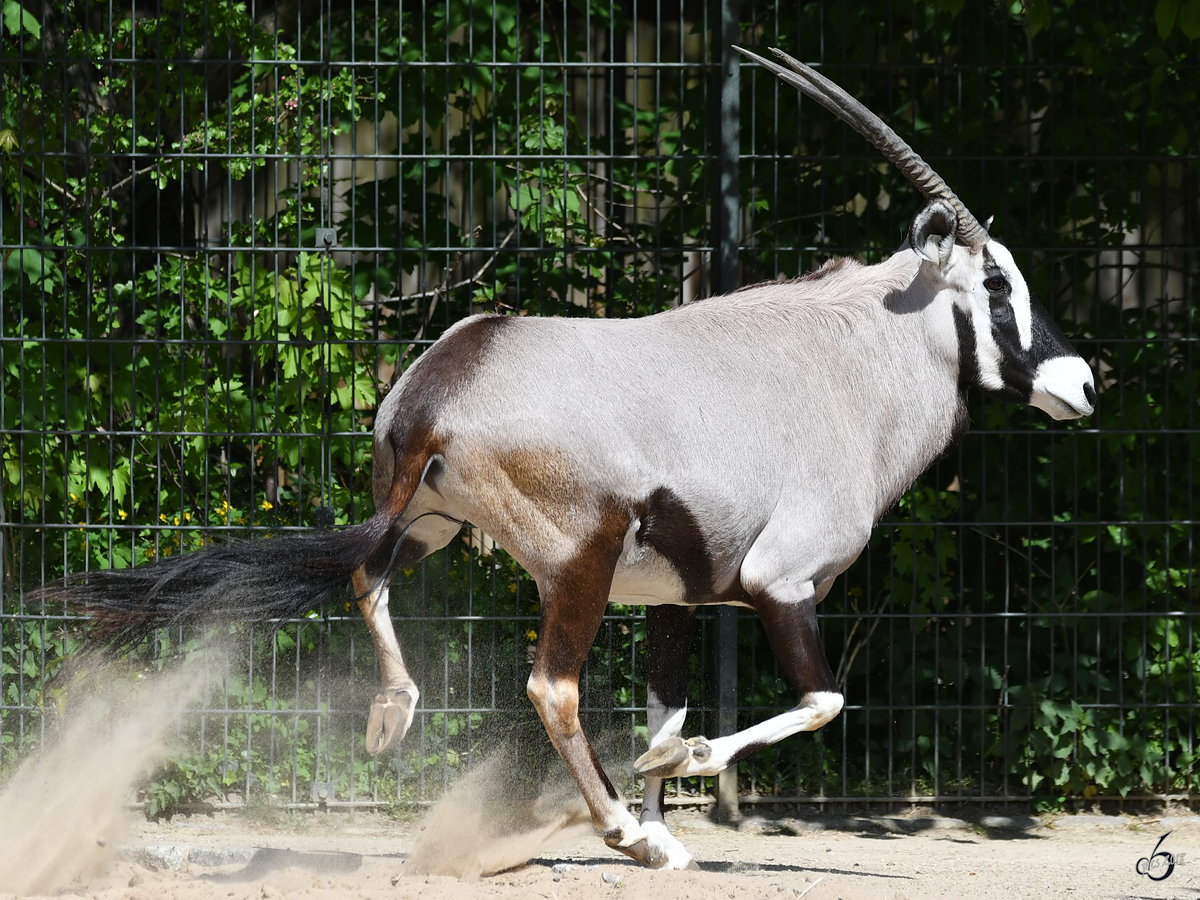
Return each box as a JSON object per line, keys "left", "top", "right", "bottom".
{"left": 42, "top": 47, "right": 1095, "bottom": 869}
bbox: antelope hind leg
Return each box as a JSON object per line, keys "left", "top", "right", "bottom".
{"left": 365, "top": 685, "right": 419, "bottom": 756}
{"left": 353, "top": 568, "right": 421, "bottom": 755}
{"left": 525, "top": 562, "right": 694, "bottom": 869}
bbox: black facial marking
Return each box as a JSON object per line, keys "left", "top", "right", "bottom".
{"left": 989, "top": 296, "right": 1016, "bottom": 326}
{"left": 989, "top": 288, "right": 1085, "bottom": 405}
{"left": 952, "top": 305, "right": 979, "bottom": 395}
{"left": 1026, "top": 293, "right": 1080, "bottom": 366}
{"left": 981, "top": 247, "right": 1017, "bottom": 330}
{"left": 986, "top": 306, "right": 1033, "bottom": 403}
{"left": 975, "top": 247, "right": 1033, "bottom": 403}
{"left": 993, "top": 356, "right": 1034, "bottom": 403}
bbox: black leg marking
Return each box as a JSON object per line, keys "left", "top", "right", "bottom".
{"left": 641, "top": 605, "right": 695, "bottom": 820}
{"left": 753, "top": 592, "right": 839, "bottom": 699}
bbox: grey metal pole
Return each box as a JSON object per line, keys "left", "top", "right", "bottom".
{"left": 711, "top": 0, "right": 740, "bottom": 824}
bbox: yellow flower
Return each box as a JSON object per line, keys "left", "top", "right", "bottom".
{"left": 117, "top": 509, "right": 127, "bottom": 520}
{"left": 261, "top": 499, "right": 273, "bottom": 511}
{"left": 525, "top": 629, "right": 538, "bottom": 643}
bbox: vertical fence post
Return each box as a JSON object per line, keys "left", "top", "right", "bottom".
{"left": 711, "top": 0, "right": 740, "bottom": 823}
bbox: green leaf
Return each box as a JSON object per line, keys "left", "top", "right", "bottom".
{"left": 2, "top": 0, "right": 39, "bottom": 39}
{"left": 1080, "top": 730, "right": 1098, "bottom": 754}
{"left": 110, "top": 461, "right": 130, "bottom": 501}
{"left": 87, "top": 465, "right": 111, "bottom": 495}
{"left": 1156, "top": 0, "right": 1180, "bottom": 39}
{"left": 1025, "top": 0, "right": 1051, "bottom": 36}
{"left": 1180, "top": 0, "right": 1200, "bottom": 38}
{"left": 4, "top": 247, "right": 59, "bottom": 291}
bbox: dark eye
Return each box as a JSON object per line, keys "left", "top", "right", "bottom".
{"left": 983, "top": 275, "right": 1010, "bottom": 294}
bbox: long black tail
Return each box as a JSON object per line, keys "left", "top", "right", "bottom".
{"left": 37, "top": 513, "right": 399, "bottom": 652}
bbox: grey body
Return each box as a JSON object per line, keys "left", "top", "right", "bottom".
{"left": 379, "top": 250, "right": 962, "bottom": 608}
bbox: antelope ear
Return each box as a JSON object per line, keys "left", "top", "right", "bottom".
{"left": 911, "top": 200, "right": 957, "bottom": 268}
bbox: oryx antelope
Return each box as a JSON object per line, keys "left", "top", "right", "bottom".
{"left": 44, "top": 47, "right": 1095, "bottom": 869}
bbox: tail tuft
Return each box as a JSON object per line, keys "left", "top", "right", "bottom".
{"left": 36, "top": 517, "right": 394, "bottom": 653}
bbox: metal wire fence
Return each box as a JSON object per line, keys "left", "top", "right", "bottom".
{"left": 1, "top": 1, "right": 1196, "bottom": 813}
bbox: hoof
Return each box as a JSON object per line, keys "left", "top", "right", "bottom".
{"left": 603, "top": 828, "right": 668, "bottom": 869}
{"left": 619, "top": 837, "right": 666, "bottom": 868}
{"left": 365, "top": 686, "right": 417, "bottom": 756}
{"left": 640, "top": 820, "right": 696, "bottom": 870}
{"left": 602, "top": 813, "right": 695, "bottom": 869}
{"left": 634, "top": 736, "right": 712, "bottom": 778}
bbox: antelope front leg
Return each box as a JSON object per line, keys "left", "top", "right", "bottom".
{"left": 352, "top": 567, "right": 419, "bottom": 755}
{"left": 636, "top": 577, "right": 842, "bottom": 779}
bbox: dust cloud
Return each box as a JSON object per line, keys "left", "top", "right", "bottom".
{"left": 0, "top": 652, "right": 210, "bottom": 895}
{"left": 405, "top": 746, "right": 593, "bottom": 878}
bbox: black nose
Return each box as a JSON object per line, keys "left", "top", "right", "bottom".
{"left": 1084, "top": 382, "right": 1097, "bottom": 407}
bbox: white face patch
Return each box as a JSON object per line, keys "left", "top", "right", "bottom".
{"left": 1030, "top": 355, "right": 1097, "bottom": 420}
{"left": 982, "top": 241, "right": 1033, "bottom": 351}
{"left": 959, "top": 274, "right": 1005, "bottom": 392}
{"left": 944, "top": 235, "right": 1094, "bottom": 419}
{"left": 971, "top": 325, "right": 1006, "bottom": 392}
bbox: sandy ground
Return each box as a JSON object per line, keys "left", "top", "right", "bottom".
{"left": 2, "top": 657, "right": 1197, "bottom": 899}
{"left": 3, "top": 806, "right": 1200, "bottom": 900}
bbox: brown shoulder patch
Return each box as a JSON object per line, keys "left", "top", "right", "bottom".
{"left": 376, "top": 315, "right": 515, "bottom": 516}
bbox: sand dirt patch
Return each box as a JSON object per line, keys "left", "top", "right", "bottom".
{"left": 4, "top": 806, "right": 1199, "bottom": 899}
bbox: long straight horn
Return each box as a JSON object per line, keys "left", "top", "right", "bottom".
{"left": 734, "top": 45, "right": 990, "bottom": 249}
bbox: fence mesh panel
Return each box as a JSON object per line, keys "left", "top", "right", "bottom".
{"left": 1, "top": 1, "right": 1196, "bottom": 811}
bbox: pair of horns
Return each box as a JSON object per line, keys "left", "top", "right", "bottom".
{"left": 734, "top": 46, "right": 990, "bottom": 249}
